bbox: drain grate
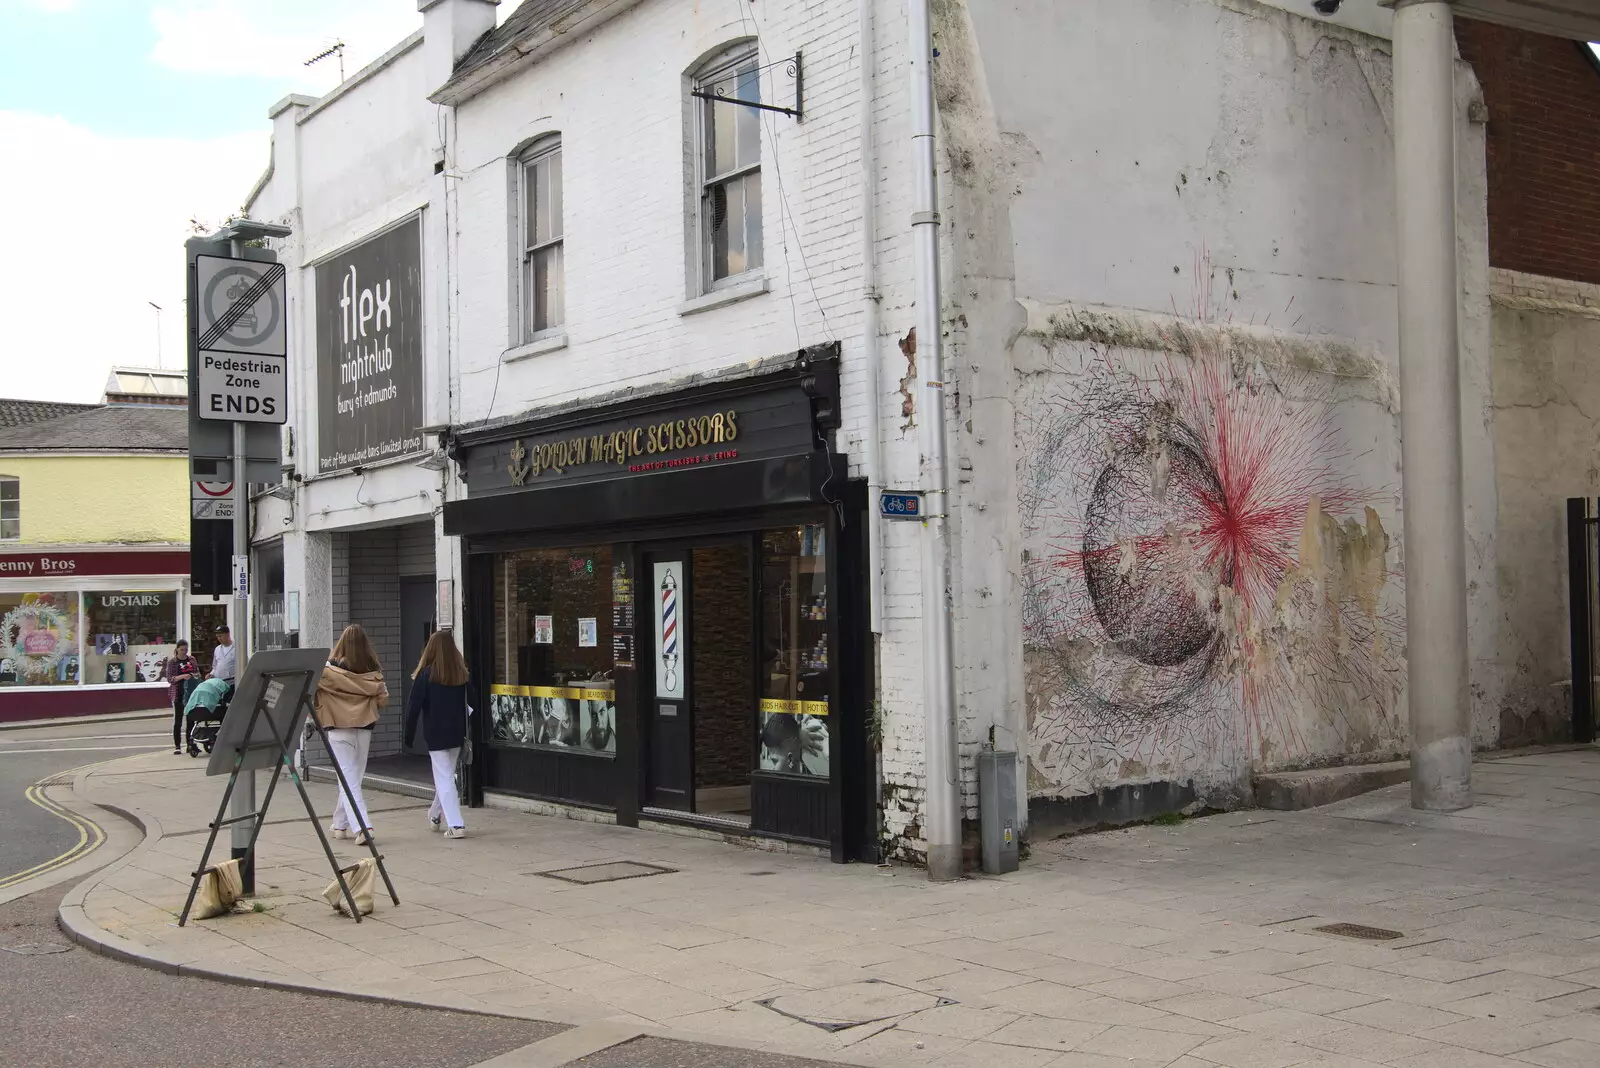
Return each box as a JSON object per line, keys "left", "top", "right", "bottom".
{"left": 532, "top": 861, "right": 677, "bottom": 885}
{"left": 1312, "top": 922, "right": 1404, "bottom": 942}
{"left": 2, "top": 942, "right": 74, "bottom": 956}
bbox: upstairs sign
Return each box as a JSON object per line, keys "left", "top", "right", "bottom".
{"left": 195, "top": 255, "right": 288, "bottom": 424}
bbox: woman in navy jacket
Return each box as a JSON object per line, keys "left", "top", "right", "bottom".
{"left": 404, "top": 630, "right": 473, "bottom": 838}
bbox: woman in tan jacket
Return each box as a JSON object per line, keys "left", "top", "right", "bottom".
{"left": 315, "top": 624, "right": 388, "bottom": 845}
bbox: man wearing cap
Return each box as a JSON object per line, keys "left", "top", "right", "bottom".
{"left": 209, "top": 625, "right": 237, "bottom": 685}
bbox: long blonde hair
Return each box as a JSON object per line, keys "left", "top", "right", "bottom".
{"left": 413, "top": 629, "right": 468, "bottom": 686}
{"left": 330, "top": 624, "right": 381, "bottom": 674}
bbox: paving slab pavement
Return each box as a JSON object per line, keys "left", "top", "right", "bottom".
{"left": 59, "top": 747, "right": 1600, "bottom": 1067}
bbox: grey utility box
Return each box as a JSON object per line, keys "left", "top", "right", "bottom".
{"left": 978, "top": 749, "right": 1020, "bottom": 874}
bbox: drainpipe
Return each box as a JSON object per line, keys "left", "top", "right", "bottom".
{"left": 909, "top": 0, "right": 962, "bottom": 882}
{"left": 860, "top": 0, "right": 883, "bottom": 638}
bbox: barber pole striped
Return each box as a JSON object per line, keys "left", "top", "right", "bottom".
{"left": 660, "top": 569, "right": 679, "bottom": 691}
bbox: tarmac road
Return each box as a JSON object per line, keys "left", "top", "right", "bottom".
{"left": 0, "top": 715, "right": 170, "bottom": 888}
{"left": 0, "top": 881, "right": 562, "bottom": 1068}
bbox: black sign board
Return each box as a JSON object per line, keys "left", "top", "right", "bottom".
{"left": 190, "top": 517, "right": 232, "bottom": 597}
{"left": 464, "top": 385, "right": 817, "bottom": 497}
{"left": 315, "top": 216, "right": 424, "bottom": 474}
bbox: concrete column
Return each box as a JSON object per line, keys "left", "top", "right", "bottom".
{"left": 1393, "top": 0, "right": 1472, "bottom": 811}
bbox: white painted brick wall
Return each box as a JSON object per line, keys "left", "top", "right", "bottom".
{"left": 447, "top": 0, "right": 940, "bottom": 855}
{"left": 248, "top": 0, "right": 953, "bottom": 860}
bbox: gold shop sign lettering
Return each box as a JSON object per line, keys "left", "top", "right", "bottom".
{"left": 508, "top": 410, "right": 740, "bottom": 485}
{"left": 760, "top": 698, "right": 830, "bottom": 717}
{"left": 491, "top": 684, "right": 615, "bottom": 701}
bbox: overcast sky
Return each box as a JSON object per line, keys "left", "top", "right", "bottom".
{"left": 0, "top": 0, "right": 504, "bottom": 404}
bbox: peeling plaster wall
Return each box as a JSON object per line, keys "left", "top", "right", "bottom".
{"left": 1490, "top": 269, "right": 1600, "bottom": 745}
{"left": 935, "top": 0, "right": 1496, "bottom": 816}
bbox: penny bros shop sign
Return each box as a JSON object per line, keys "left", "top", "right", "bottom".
{"left": 314, "top": 216, "right": 424, "bottom": 473}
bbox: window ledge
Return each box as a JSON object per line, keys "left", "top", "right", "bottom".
{"left": 677, "top": 275, "right": 769, "bottom": 317}
{"left": 502, "top": 331, "right": 569, "bottom": 363}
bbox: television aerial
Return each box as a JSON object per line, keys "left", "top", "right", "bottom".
{"left": 305, "top": 40, "right": 346, "bottom": 82}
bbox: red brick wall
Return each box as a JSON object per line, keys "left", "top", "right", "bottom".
{"left": 1456, "top": 20, "right": 1600, "bottom": 286}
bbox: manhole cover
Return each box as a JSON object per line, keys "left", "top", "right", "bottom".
{"left": 1312, "top": 922, "right": 1404, "bottom": 942}
{"left": 758, "top": 980, "right": 954, "bottom": 1032}
{"left": 1, "top": 942, "right": 73, "bottom": 956}
{"left": 532, "top": 861, "right": 677, "bottom": 885}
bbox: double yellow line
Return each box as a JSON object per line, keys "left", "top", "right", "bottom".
{"left": 0, "top": 759, "right": 113, "bottom": 893}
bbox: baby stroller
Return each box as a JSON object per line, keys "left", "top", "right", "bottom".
{"left": 185, "top": 681, "right": 233, "bottom": 757}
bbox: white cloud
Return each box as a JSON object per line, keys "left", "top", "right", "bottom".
{"left": 0, "top": 112, "right": 268, "bottom": 402}
{"left": 148, "top": 0, "right": 427, "bottom": 94}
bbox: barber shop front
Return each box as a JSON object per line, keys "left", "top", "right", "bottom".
{"left": 444, "top": 346, "right": 874, "bottom": 861}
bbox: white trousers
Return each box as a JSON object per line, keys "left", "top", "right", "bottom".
{"left": 327, "top": 728, "right": 372, "bottom": 832}
{"left": 428, "top": 747, "right": 464, "bottom": 829}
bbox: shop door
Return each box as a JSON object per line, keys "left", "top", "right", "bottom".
{"left": 645, "top": 550, "right": 692, "bottom": 810}
{"left": 400, "top": 577, "right": 435, "bottom": 755}
{"left": 189, "top": 602, "right": 228, "bottom": 677}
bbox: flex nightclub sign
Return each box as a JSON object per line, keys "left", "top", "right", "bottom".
{"left": 315, "top": 215, "right": 424, "bottom": 474}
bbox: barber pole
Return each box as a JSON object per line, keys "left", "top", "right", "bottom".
{"left": 660, "top": 569, "right": 679, "bottom": 691}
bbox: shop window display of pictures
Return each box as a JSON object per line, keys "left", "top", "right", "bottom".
{"left": 84, "top": 591, "right": 176, "bottom": 686}
{"left": 758, "top": 525, "right": 830, "bottom": 777}
{"left": 0, "top": 592, "right": 78, "bottom": 687}
{"left": 491, "top": 547, "right": 616, "bottom": 756}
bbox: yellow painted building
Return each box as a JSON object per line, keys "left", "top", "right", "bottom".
{"left": 0, "top": 403, "right": 214, "bottom": 719}
{"left": 0, "top": 453, "right": 188, "bottom": 545}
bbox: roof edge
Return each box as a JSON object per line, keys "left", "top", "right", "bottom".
{"left": 301, "top": 30, "right": 426, "bottom": 124}
{"left": 431, "top": 0, "right": 645, "bottom": 106}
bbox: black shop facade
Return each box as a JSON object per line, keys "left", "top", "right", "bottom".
{"left": 443, "top": 345, "right": 875, "bottom": 862}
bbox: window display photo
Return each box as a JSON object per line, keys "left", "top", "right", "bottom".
{"left": 757, "top": 526, "right": 831, "bottom": 777}
{"left": 0, "top": 592, "right": 78, "bottom": 687}
{"left": 84, "top": 591, "right": 176, "bottom": 687}
{"left": 491, "top": 546, "right": 617, "bottom": 756}
{"left": 488, "top": 684, "right": 616, "bottom": 754}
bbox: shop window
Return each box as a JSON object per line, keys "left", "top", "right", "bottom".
{"left": 758, "top": 525, "right": 829, "bottom": 777}
{"left": 254, "top": 540, "right": 288, "bottom": 651}
{"left": 519, "top": 136, "right": 564, "bottom": 340}
{"left": 84, "top": 590, "right": 178, "bottom": 685}
{"left": 694, "top": 43, "right": 763, "bottom": 289}
{"left": 491, "top": 547, "right": 616, "bottom": 756}
{"left": 0, "top": 592, "right": 78, "bottom": 686}
{"left": 0, "top": 476, "right": 17, "bottom": 540}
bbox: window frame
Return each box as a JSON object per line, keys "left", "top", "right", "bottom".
{"left": 693, "top": 43, "right": 764, "bottom": 293}
{"left": 0, "top": 475, "right": 17, "bottom": 541}
{"left": 516, "top": 136, "right": 565, "bottom": 342}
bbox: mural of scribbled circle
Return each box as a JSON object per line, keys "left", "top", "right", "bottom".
{"left": 1019, "top": 339, "right": 1403, "bottom": 770}
{"left": 1082, "top": 419, "right": 1224, "bottom": 669}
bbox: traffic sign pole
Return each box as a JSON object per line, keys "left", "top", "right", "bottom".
{"left": 189, "top": 223, "right": 291, "bottom": 900}
{"left": 228, "top": 240, "right": 256, "bottom": 897}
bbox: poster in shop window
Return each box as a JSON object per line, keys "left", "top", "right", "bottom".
{"left": 314, "top": 215, "right": 424, "bottom": 474}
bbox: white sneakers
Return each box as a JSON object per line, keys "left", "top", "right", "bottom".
{"left": 430, "top": 815, "right": 466, "bottom": 838}
{"left": 330, "top": 827, "right": 351, "bottom": 840}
